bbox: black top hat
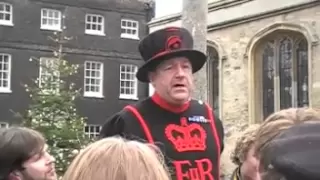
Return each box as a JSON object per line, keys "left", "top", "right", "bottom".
{"left": 136, "top": 27, "right": 207, "bottom": 82}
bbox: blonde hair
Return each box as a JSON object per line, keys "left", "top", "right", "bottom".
{"left": 230, "top": 124, "right": 260, "bottom": 165}
{"left": 62, "top": 136, "right": 171, "bottom": 180}
{"left": 254, "top": 107, "right": 320, "bottom": 158}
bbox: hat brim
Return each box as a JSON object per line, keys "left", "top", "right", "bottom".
{"left": 136, "top": 49, "right": 207, "bottom": 83}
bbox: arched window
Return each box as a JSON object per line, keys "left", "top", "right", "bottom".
{"left": 256, "top": 32, "right": 309, "bottom": 119}
{"left": 207, "top": 45, "right": 219, "bottom": 117}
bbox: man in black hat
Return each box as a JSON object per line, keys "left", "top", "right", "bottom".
{"left": 100, "top": 26, "right": 224, "bottom": 180}
{"left": 260, "top": 122, "right": 320, "bottom": 180}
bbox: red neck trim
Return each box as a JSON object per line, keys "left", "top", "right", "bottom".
{"left": 151, "top": 93, "right": 190, "bottom": 113}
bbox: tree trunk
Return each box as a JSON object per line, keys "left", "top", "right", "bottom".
{"left": 181, "top": 0, "right": 208, "bottom": 102}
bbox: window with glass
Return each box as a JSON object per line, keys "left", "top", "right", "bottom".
{"left": 39, "top": 57, "right": 60, "bottom": 94}
{"left": 258, "top": 33, "right": 309, "bottom": 118}
{"left": 41, "top": 8, "right": 61, "bottom": 31}
{"left": 207, "top": 46, "right": 219, "bottom": 117}
{"left": 84, "top": 125, "right": 101, "bottom": 139}
{"left": 0, "top": 53, "right": 11, "bottom": 93}
{"left": 0, "top": 122, "right": 9, "bottom": 128}
{"left": 85, "top": 14, "right": 104, "bottom": 35}
{"left": 120, "top": 19, "right": 139, "bottom": 39}
{"left": 84, "top": 61, "right": 103, "bottom": 97}
{"left": 119, "top": 64, "right": 138, "bottom": 99}
{"left": 0, "top": 2, "right": 13, "bottom": 26}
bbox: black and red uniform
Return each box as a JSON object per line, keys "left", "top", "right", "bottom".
{"left": 100, "top": 93, "right": 224, "bottom": 180}
{"left": 101, "top": 26, "right": 225, "bottom": 180}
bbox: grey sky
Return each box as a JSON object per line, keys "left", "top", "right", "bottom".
{"left": 155, "top": 0, "right": 182, "bottom": 18}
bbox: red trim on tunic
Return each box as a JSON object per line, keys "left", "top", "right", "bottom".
{"left": 124, "top": 105, "right": 154, "bottom": 144}
{"left": 205, "top": 102, "right": 221, "bottom": 180}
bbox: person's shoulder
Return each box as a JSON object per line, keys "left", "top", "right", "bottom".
{"left": 99, "top": 109, "right": 127, "bottom": 138}
{"left": 130, "top": 96, "right": 154, "bottom": 110}
{"left": 190, "top": 99, "right": 206, "bottom": 106}
{"left": 100, "top": 97, "right": 152, "bottom": 138}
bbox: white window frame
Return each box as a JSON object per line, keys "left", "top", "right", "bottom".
{"left": 40, "top": 8, "right": 62, "bottom": 31}
{"left": 120, "top": 19, "right": 139, "bottom": 40}
{"left": 39, "top": 57, "right": 60, "bottom": 94}
{"left": 0, "top": 122, "right": 9, "bottom": 128}
{"left": 0, "top": 53, "right": 11, "bottom": 93}
{"left": 119, "top": 64, "right": 138, "bottom": 100}
{"left": 0, "top": 2, "right": 13, "bottom": 26}
{"left": 85, "top": 13, "right": 105, "bottom": 36}
{"left": 84, "top": 61, "right": 104, "bottom": 98}
{"left": 84, "top": 124, "right": 101, "bottom": 139}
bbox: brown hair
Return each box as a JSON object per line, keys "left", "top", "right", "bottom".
{"left": 0, "top": 127, "right": 46, "bottom": 179}
{"left": 63, "top": 136, "right": 171, "bottom": 180}
{"left": 230, "top": 124, "right": 260, "bottom": 165}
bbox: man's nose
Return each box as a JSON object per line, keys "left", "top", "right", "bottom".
{"left": 175, "top": 66, "right": 185, "bottom": 77}
{"left": 46, "top": 153, "right": 55, "bottom": 164}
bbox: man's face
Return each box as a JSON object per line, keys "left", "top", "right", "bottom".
{"left": 19, "top": 145, "right": 57, "bottom": 180}
{"left": 240, "top": 147, "right": 260, "bottom": 180}
{"left": 150, "top": 56, "right": 193, "bottom": 105}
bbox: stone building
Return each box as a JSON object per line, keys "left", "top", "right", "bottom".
{"left": 148, "top": 0, "right": 320, "bottom": 175}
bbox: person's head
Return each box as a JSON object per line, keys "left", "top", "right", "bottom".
{"left": 0, "top": 127, "right": 56, "bottom": 180}
{"left": 149, "top": 56, "right": 193, "bottom": 105}
{"left": 253, "top": 107, "right": 320, "bottom": 180}
{"left": 63, "top": 136, "right": 171, "bottom": 180}
{"left": 231, "top": 124, "right": 260, "bottom": 180}
{"left": 253, "top": 107, "right": 320, "bottom": 160}
{"left": 136, "top": 27, "right": 207, "bottom": 105}
{"left": 259, "top": 122, "right": 320, "bottom": 180}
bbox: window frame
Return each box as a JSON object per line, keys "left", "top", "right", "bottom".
{"left": 253, "top": 33, "right": 309, "bottom": 121}
{"left": 40, "top": 8, "right": 62, "bottom": 31}
{"left": 0, "top": 2, "right": 13, "bottom": 26}
{"left": 120, "top": 19, "right": 139, "bottom": 40}
{"left": 85, "top": 13, "right": 105, "bottom": 36}
{"left": 0, "top": 122, "right": 9, "bottom": 128}
{"left": 84, "top": 124, "right": 102, "bottom": 139}
{"left": 83, "top": 61, "right": 104, "bottom": 98}
{"left": 119, "top": 64, "right": 138, "bottom": 100}
{"left": 38, "top": 57, "right": 60, "bottom": 94}
{"left": 207, "top": 45, "right": 220, "bottom": 118}
{"left": 0, "top": 53, "right": 12, "bottom": 93}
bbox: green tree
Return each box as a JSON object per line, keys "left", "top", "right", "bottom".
{"left": 21, "top": 31, "right": 91, "bottom": 175}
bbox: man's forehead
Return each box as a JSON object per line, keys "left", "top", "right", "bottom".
{"left": 160, "top": 57, "right": 191, "bottom": 66}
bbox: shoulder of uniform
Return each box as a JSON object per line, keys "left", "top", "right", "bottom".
{"left": 132, "top": 97, "right": 153, "bottom": 109}
{"left": 190, "top": 99, "right": 206, "bottom": 105}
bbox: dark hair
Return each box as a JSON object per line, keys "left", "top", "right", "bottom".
{"left": 0, "top": 127, "right": 45, "bottom": 180}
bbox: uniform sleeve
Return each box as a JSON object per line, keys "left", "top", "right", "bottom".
{"left": 213, "top": 112, "right": 225, "bottom": 153}
{"left": 99, "top": 112, "right": 126, "bottom": 139}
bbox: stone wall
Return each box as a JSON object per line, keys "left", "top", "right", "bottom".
{"left": 208, "top": 5, "right": 320, "bottom": 175}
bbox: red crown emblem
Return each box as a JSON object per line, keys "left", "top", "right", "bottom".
{"left": 165, "top": 117, "right": 207, "bottom": 152}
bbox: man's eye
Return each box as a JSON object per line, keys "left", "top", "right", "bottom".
{"left": 183, "top": 65, "right": 191, "bottom": 69}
